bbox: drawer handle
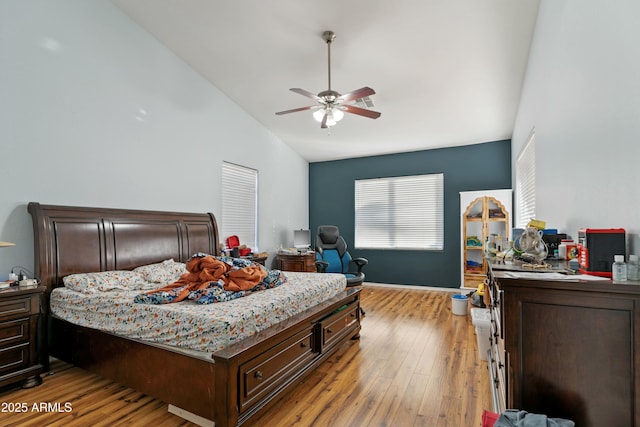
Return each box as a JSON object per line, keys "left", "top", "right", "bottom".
{"left": 254, "top": 371, "right": 263, "bottom": 380}
{"left": 300, "top": 342, "right": 308, "bottom": 348}
{"left": 350, "top": 312, "right": 356, "bottom": 318}
{"left": 327, "top": 328, "right": 333, "bottom": 334}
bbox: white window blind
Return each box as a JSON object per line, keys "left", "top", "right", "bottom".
{"left": 222, "top": 162, "right": 258, "bottom": 250}
{"left": 516, "top": 131, "right": 536, "bottom": 228}
{"left": 355, "top": 173, "right": 444, "bottom": 250}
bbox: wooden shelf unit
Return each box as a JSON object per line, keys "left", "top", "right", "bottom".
{"left": 460, "top": 190, "right": 511, "bottom": 289}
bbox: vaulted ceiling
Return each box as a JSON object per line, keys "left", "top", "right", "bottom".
{"left": 112, "top": 0, "right": 540, "bottom": 162}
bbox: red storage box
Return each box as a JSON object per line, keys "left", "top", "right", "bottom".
{"left": 226, "top": 235, "right": 251, "bottom": 256}
{"left": 226, "top": 235, "right": 240, "bottom": 248}
{"left": 577, "top": 228, "right": 625, "bottom": 277}
{"left": 482, "top": 410, "right": 499, "bottom": 427}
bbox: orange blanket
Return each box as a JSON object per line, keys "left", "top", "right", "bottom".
{"left": 144, "top": 255, "right": 267, "bottom": 302}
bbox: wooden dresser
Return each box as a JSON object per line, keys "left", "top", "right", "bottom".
{"left": 277, "top": 252, "right": 316, "bottom": 272}
{"left": 486, "top": 261, "right": 640, "bottom": 427}
{"left": 0, "top": 284, "right": 46, "bottom": 389}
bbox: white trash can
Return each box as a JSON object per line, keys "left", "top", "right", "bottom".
{"left": 451, "top": 294, "right": 468, "bottom": 315}
{"left": 471, "top": 308, "right": 491, "bottom": 361}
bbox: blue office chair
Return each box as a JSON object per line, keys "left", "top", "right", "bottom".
{"left": 314, "top": 225, "right": 368, "bottom": 287}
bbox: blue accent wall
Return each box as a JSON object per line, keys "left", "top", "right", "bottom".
{"left": 309, "top": 140, "right": 511, "bottom": 288}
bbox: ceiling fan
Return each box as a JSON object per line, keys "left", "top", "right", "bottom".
{"left": 275, "top": 30, "right": 381, "bottom": 129}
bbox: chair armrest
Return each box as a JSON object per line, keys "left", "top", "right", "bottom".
{"left": 315, "top": 260, "right": 329, "bottom": 273}
{"left": 351, "top": 257, "right": 368, "bottom": 273}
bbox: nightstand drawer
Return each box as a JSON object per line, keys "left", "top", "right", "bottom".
{"left": 0, "top": 296, "right": 37, "bottom": 321}
{"left": 0, "top": 318, "right": 30, "bottom": 347}
{"left": 0, "top": 342, "right": 30, "bottom": 375}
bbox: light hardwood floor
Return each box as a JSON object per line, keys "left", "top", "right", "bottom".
{"left": 0, "top": 285, "right": 492, "bottom": 427}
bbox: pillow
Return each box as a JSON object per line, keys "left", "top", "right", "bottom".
{"left": 63, "top": 270, "right": 146, "bottom": 293}
{"left": 133, "top": 259, "right": 186, "bottom": 284}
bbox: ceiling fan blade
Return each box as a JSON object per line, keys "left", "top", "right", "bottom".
{"left": 320, "top": 112, "right": 328, "bottom": 129}
{"left": 341, "top": 104, "right": 381, "bottom": 119}
{"left": 290, "top": 88, "right": 324, "bottom": 103}
{"left": 275, "top": 105, "right": 318, "bottom": 115}
{"left": 336, "top": 87, "right": 376, "bottom": 104}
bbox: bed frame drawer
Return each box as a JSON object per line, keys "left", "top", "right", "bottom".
{"left": 239, "top": 327, "right": 316, "bottom": 412}
{"left": 319, "top": 302, "right": 359, "bottom": 352}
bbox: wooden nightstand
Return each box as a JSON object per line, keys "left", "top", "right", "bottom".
{"left": 0, "top": 284, "right": 45, "bottom": 389}
{"left": 277, "top": 252, "right": 316, "bottom": 272}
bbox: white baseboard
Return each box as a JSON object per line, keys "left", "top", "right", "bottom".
{"left": 168, "top": 404, "right": 215, "bottom": 427}
{"left": 364, "top": 282, "right": 462, "bottom": 293}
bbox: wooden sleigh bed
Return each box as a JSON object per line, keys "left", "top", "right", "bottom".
{"left": 29, "top": 202, "right": 362, "bottom": 427}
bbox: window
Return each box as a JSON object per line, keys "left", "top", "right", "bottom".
{"left": 355, "top": 173, "right": 444, "bottom": 250}
{"left": 516, "top": 130, "right": 536, "bottom": 228}
{"left": 222, "top": 162, "right": 258, "bottom": 250}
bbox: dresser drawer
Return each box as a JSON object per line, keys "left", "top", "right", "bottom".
{"left": 319, "top": 303, "right": 359, "bottom": 352}
{"left": 0, "top": 296, "right": 38, "bottom": 322}
{"left": 0, "top": 342, "right": 30, "bottom": 375}
{"left": 0, "top": 318, "right": 30, "bottom": 348}
{"left": 239, "top": 327, "right": 316, "bottom": 412}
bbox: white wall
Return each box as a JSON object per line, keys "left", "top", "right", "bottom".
{"left": 512, "top": 0, "right": 640, "bottom": 254}
{"left": 0, "top": 0, "right": 308, "bottom": 278}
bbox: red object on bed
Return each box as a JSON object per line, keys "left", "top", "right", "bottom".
{"left": 226, "top": 235, "right": 251, "bottom": 256}
{"left": 482, "top": 410, "right": 499, "bottom": 427}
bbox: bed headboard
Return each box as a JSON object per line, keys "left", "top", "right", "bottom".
{"left": 28, "top": 202, "right": 219, "bottom": 292}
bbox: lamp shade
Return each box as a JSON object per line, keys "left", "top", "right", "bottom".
{"left": 313, "top": 106, "right": 344, "bottom": 127}
{"left": 0, "top": 241, "right": 15, "bottom": 247}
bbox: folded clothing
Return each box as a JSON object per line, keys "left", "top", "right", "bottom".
{"left": 134, "top": 254, "right": 285, "bottom": 304}
{"left": 494, "top": 410, "right": 575, "bottom": 427}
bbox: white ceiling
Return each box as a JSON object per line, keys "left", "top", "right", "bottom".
{"left": 111, "top": 0, "right": 540, "bottom": 162}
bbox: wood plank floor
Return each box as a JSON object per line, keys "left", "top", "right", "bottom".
{"left": 0, "top": 285, "right": 492, "bottom": 427}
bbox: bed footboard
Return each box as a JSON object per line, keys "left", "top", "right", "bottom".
{"left": 49, "top": 316, "right": 217, "bottom": 419}
{"left": 49, "top": 288, "right": 361, "bottom": 427}
{"left": 215, "top": 288, "right": 361, "bottom": 426}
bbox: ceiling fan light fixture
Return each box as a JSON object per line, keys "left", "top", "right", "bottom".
{"left": 313, "top": 106, "right": 344, "bottom": 127}
{"left": 275, "top": 30, "right": 380, "bottom": 128}
{"left": 326, "top": 112, "right": 337, "bottom": 127}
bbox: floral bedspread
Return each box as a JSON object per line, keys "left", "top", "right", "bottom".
{"left": 50, "top": 272, "right": 347, "bottom": 354}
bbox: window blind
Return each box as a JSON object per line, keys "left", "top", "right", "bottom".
{"left": 222, "top": 161, "right": 258, "bottom": 250}
{"left": 516, "top": 131, "right": 536, "bottom": 228}
{"left": 355, "top": 173, "right": 444, "bottom": 250}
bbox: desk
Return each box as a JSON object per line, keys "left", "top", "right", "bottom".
{"left": 277, "top": 252, "right": 316, "bottom": 272}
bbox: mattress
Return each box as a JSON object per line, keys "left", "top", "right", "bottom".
{"left": 50, "top": 272, "right": 346, "bottom": 355}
